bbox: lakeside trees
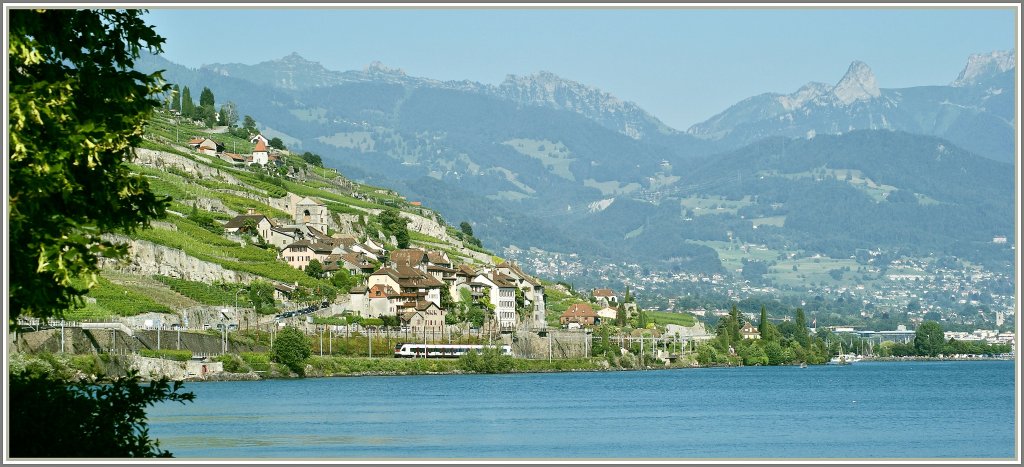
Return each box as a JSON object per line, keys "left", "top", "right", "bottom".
{"left": 699, "top": 312, "right": 1009, "bottom": 366}
{"left": 699, "top": 306, "right": 830, "bottom": 366}
{"left": 914, "top": 320, "right": 946, "bottom": 357}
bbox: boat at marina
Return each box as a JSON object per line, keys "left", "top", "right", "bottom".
{"left": 828, "top": 353, "right": 862, "bottom": 365}
{"left": 827, "top": 343, "right": 862, "bottom": 365}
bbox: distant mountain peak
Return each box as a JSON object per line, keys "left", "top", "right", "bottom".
{"left": 496, "top": 71, "right": 673, "bottom": 139}
{"left": 951, "top": 50, "right": 1016, "bottom": 86}
{"left": 831, "top": 60, "right": 880, "bottom": 105}
{"left": 281, "top": 51, "right": 309, "bottom": 62}
{"left": 779, "top": 81, "right": 831, "bottom": 110}
{"left": 500, "top": 70, "right": 612, "bottom": 100}
{"left": 365, "top": 61, "right": 407, "bottom": 76}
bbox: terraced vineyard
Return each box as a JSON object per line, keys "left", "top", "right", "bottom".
{"left": 73, "top": 110, "right": 501, "bottom": 321}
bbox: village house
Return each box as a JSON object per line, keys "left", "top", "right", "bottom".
{"left": 348, "top": 284, "right": 369, "bottom": 314}
{"left": 471, "top": 270, "right": 518, "bottom": 331}
{"left": 596, "top": 306, "right": 619, "bottom": 322}
{"left": 366, "top": 265, "right": 444, "bottom": 307}
{"left": 452, "top": 263, "right": 479, "bottom": 303}
{"left": 268, "top": 223, "right": 333, "bottom": 251}
{"left": 277, "top": 193, "right": 331, "bottom": 235}
{"left": 250, "top": 134, "right": 270, "bottom": 146}
{"left": 591, "top": 288, "right": 618, "bottom": 307}
{"left": 251, "top": 139, "right": 270, "bottom": 165}
{"left": 495, "top": 261, "right": 547, "bottom": 329}
{"left": 560, "top": 303, "right": 599, "bottom": 328}
{"left": 427, "top": 263, "right": 457, "bottom": 285}
{"left": 740, "top": 322, "right": 761, "bottom": 339}
{"left": 223, "top": 209, "right": 275, "bottom": 240}
{"left": 279, "top": 239, "right": 336, "bottom": 271}
{"left": 361, "top": 238, "right": 387, "bottom": 257}
{"left": 272, "top": 282, "right": 297, "bottom": 302}
{"left": 349, "top": 241, "right": 383, "bottom": 262}
{"left": 187, "top": 137, "right": 223, "bottom": 156}
{"left": 219, "top": 152, "right": 247, "bottom": 166}
{"left": 326, "top": 252, "right": 377, "bottom": 276}
{"left": 426, "top": 251, "right": 453, "bottom": 269}
{"left": 400, "top": 301, "right": 446, "bottom": 333}
{"left": 389, "top": 248, "right": 458, "bottom": 287}
{"left": 267, "top": 225, "right": 305, "bottom": 249}
{"left": 362, "top": 284, "right": 404, "bottom": 318}
{"left": 294, "top": 196, "right": 330, "bottom": 234}
{"left": 389, "top": 248, "right": 431, "bottom": 271}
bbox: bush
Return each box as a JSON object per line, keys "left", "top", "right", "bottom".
{"left": 741, "top": 344, "right": 768, "bottom": 366}
{"left": 458, "top": 347, "right": 519, "bottom": 373}
{"left": 271, "top": 327, "right": 311, "bottom": 376}
{"left": 215, "top": 354, "right": 251, "bottom": 373}
{"left": 696, "top": 343, "right": 720, "bottom": 366}
{"left": 240, "top": 352, "right": 272, "bottom": 372}
{"left": 765, "top": 341, "right": 786, "bottom": 366}
{"left": 139, "top": 349, "right": 193, "bottom": 362}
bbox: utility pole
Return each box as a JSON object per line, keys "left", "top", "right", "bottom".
{"left": 548, "top": 333, "right": 552, "bottom": 363}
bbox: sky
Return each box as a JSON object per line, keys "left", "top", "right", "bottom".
{"left": 144, "top": 5, "right": 1017, "bottom": 130}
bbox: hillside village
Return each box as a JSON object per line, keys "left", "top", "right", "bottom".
{"left": 223, "top": 192, "right": 550, "bottom": 333}
{"left": 114, "top": 108, "right": 565, "bottom": 337}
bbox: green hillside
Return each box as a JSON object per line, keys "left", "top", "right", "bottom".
{"left": 70, "top": 109, "right": 495, "bottom": 321}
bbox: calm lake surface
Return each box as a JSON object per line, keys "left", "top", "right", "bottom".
{"left": 147, "top": 360, "right": 1017, "bottom": 459}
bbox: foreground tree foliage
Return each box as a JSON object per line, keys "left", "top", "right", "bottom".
{"left": 8, "top": 9, "right": 193, "bottom": 458}
{"left": 8, "top": 371, "right": 195, "bottom": 458}
{"left": 8, "top": 9, "right": 170, "bottom": 324}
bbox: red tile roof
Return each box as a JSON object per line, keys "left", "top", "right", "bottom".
{"left": 390, "top": 248, "right": 429, "bottom": 267}
{"left": 368, "top": 284, "right": 394, "bottom": 298}
{"left": 561, "top": 303, "right": 597, "bottom": 318}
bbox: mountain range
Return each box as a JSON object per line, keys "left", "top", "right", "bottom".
{"left": 135, "top": 50, "right": 1017, "bottom": 293}
{"left": 687, "top": 51, "right": 1015, "bottom": 163}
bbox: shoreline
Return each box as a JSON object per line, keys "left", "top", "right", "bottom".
{"left": 192, "top": 362, "right": 691, "bottom": 382}
{"left": 191, "top": 355, "right": 1016, "bottom": 382}
{"left": 9, "top": 351, "right": 1015, "bottom": 384}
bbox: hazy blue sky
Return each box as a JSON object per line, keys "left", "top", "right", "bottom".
{"left": 144, "top": 6, "right": 1016, "bottom": 129}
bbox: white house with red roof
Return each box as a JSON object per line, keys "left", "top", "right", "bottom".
{"left": 250, "top": 134, "right": 270, "bottom": 146}
{"left": 251, "top": 139, "right": 270, "bottom": 165}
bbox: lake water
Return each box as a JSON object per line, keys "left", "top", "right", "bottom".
{"left": 147, "top": 360, "right": 1017, "bottom": 460}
